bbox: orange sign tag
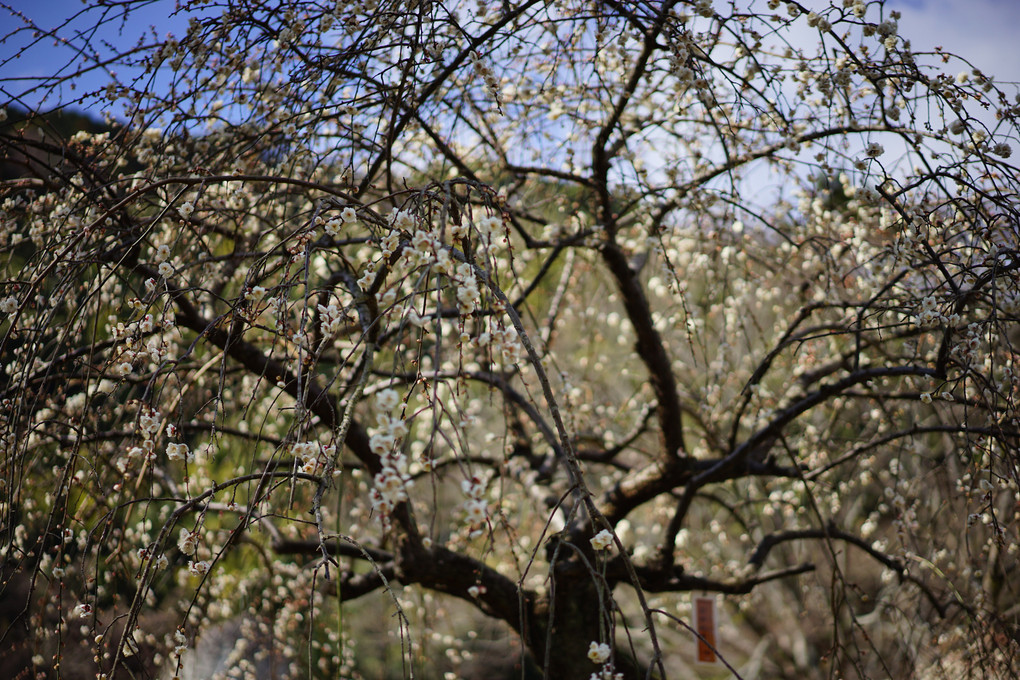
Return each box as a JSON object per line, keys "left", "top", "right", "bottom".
{"left": 694, "top": 595, "right": 719, "bottom": 664}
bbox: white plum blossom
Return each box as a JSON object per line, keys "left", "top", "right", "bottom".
{"left": 171, "top": 630, "right": 188, "bottom": 660}
{"left": 476, "top": 214, "right": 503, "bottom": 244}
{"left": 389, "top": 209, "right": 417, "bottom": 232}
{"left": 590, "top": 530, "right": 614, "bottom": 551}
{"left": 324, "top": 217, "right": 342, "bottom": 237}
{"left": 0, "top": 296, "right": 18, "bottom": 315}
{"left": 166, "top": 442, "right": 191, "bottom": 461}
{"left": 463, "top": 498, "right": 488, "bottom": 524}
{"left": 154, "top": 244, "right": 171, "bottom": 262}
{"left": 407, "top": 307, "right": 429, "bottom": 327}
{"left": 587, "top": 641, "right": 611, "bottom": 664}
{"left": 376, "top": 388, "right": 400, "bottom": 411}
{"left": 590, "top": 670, "right": 624, "bottom": 680}
{"left": 357, "top": 262, "right": 376, "bottom": 290}
{"left": 380, "top": 231, "right": 401, "bottom": 258}
{"left": 461, "top": 475, "right": 488, "bottom": 526}
{"left": 454, "top": 267, "right": 481, "bottom": 313}
{"left": 369, "top": 431, "right": 396, "bottom": 455}
{"left": 188, "top": 560, "right": 210, "bottom": 575}
{"left": 177, "top": 528, "right": 198, "bottom": 556}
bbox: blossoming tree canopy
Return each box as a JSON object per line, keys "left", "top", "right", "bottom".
{"left": 1, "top": 0, "right": 1019, "bottom": 678}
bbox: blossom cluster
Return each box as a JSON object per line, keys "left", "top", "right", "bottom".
{"left": 470, "top": 51, "right": 502, "bottom": 109}
{"left": 461, "top": 475, "right": 488, "bottom": 530}
{"left": 123, "top": 404, "right": 163, "bottom": 467}
{"left": 178, "top": 528, "right": 198, "bottom": 556}
{"left": 169, "top": 630, "right": 188, "bottom": 665}
{"left": 106, "top": 306, "right": 173, "bottom": 380}
{"left": 587, "top": 641, "right": 611, "bottom": 663}
{"left": 153, "top": 239, "right": 180, "bottom": 280}
{"left": 473, "top": 214, "right": 504, "bottom": 246}
{"left": 291, "top": 440, "right": 337, "bottom": 475}
{"left": 166, "top": 440, "right": 193, "bottom": 462}
{"left": 487, "top": 326, "right": 525, "bottom": 366}
{"left": 319, "top": 206, "right": 358, "bottom": 238}
{"left": 369, "top": 389, "right": 411, "bottom": 526}
{"left": 452, "top": 262, "right": 481, "bottom": 314}
{"left": 317, "top": 302, "right": 345, "bottom": 337}
{"left": 915, "top": 295, "right": 948, "bottom": 327}
{"left": 954, "top": 323, "right": 983, "bottom": 364}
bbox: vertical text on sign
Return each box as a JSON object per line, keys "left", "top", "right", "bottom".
{"left": 694, "top": 595, "right": 718, "bottom": 664}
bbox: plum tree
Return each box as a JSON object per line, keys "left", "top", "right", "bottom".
{"left": 1, "top": 1, "right": 1019, "bottom": 678}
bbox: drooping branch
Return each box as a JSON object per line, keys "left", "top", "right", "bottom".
{"left": 589, "top": 0, "right": 687, "bottom": 463}
{"left": 600, "top": 242, "right": 688, "bottom": 461}
{"left": 607, "top": 556, "right": 814, "bottom": 595}
{"left": 394, "top": 541, "right": 539, "bottom": 642}
{"left": 168, "top": 282, "right": 380, "bottom": 473}
{"left": 749, "top": 525, "right": 966, "bottom": 618}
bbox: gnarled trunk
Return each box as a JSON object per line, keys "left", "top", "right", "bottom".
{"left": 526, "top": 551, "right": 648, "bottom": 680}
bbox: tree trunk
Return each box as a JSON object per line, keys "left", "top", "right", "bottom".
{"left": 528, "top": 551, "right": 649, "bottom": 680}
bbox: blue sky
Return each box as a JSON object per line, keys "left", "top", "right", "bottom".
{"left": 1, "top": 0, "right": 195, "bottom": 113}
{"left": 891, "top": 0, "right": 1020, "bottom": 84}
{"left": 3, "top": 0, "right": 1019, "bottom": 113}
